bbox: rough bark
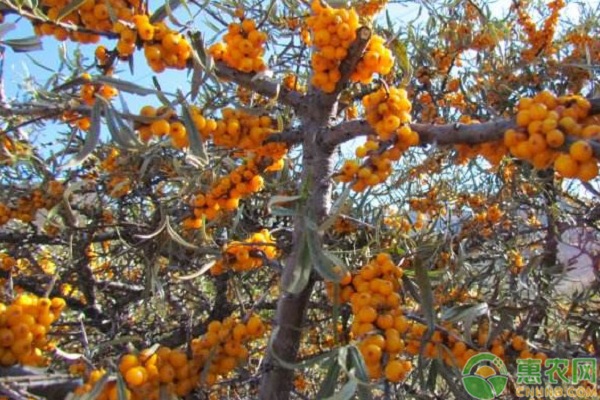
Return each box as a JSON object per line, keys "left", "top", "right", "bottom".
{"left": 258, "top": 84, "right": 339, "bottom": 400}
{"left": 257, "top": 28, "right": 372, "bottom": 400}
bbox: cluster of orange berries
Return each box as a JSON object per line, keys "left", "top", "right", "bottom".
{"left": 135, "top": 105, "right": 190, "bottom": 149}
{"left": 190, "top": 314, "right": 266, "bottom": 384}
{"left": 34, "top": 0, "right": 137, "bottom": 43}
{"left": 120, "top": 16, "right": 192, "bottom": 71}
{"left": 336, "top": 87, "right": 419, "bottom": 191}
{"left": 328, "top": 253, "right": 413, "bottom": 382}
{"left": 79, "top": 73, "right": 118, "bottom": 106}
{"left": 100, "top": 148, "right": 133, "bottom": 198}
{"left": 211, "top": 108, "right": 278, "bottom": 150}
{"left": 210, "top": 229, "right": 278, "bottom": 275}
{"left": 350, "top": 35, "right": 395, "bottom": 84}
{"left": 187, "top": 160, "right": 265, "bottom": 227}
{"left": 209, "top": 16, "right": 267, "bottom": 73}
{"left": 516, "top": 0, "right": 565, "bottom": 61}
{"left": 74, "top": 315, "right": 266, "bottom": 399}
{"left": 363, "top": 87, "right": 414, "bottom": 140}
{"left": 504, "top": 91, "right": 599, "bottom": 181}
{"left": 306, "top": 1, "right": 359, "bottom": 92}
{"left": 0, "top": 181, "right": 64, "bottom": 226}
{"left": 332, "top": 216, "right": 358, "bottom": 234}
{"left": 455, "top": 140, "right": 508, "bottom": 167}
{"left": 33, "top": 0, "right": 191, "bottom": 71}
{"left": 356, "top": 0, "right": 389, "bottom": 17}
{"left": 0, "top": 294, "right": 65, "bottom": 367}
{"left": 283, "top": 74, "right": 306, "bottom": 93}
{"left": 183, "top": 142, "right": 285, "bottom": 230}
{"left": 0, "top": 254, "right": 17, "bottom": 272}
{"left": 382, "top": 210, "right": 412, "bottom": 234}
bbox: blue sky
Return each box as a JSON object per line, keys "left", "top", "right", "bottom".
{"left": 0, "top": 1, "right": 595, "bottom": 114}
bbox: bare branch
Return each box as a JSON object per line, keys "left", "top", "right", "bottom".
{"left": 265, "top": 127, "right": 303, "bottom": 146}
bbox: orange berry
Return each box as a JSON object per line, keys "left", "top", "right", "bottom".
{"left": 361, "top": 343, "right": 383, "bottom": 364}
{"left": 554, "top": 154, "right": 579, "bottom": 178}
{"left": 151, "top": 119, "right": 170, "bottom": 136}
{"left": 577, "top": 159, "right": 599, "bottom": 181}
{"left": 119, "top": 354, "right": 140, "bottom": 374}
{"left": 124, "top": 366, "right": 147, "bottom": 387}
{"left": 357, "top": 306, "right": 378, "bottom": 323}
{"left": 546, "top": 129, "right": 565, "bottom": 148}
{"left": 569, "top": 140, "right": 593, "bottom": 162}
{"left": 385, "top": 360, "right": 407, "bottom": 382}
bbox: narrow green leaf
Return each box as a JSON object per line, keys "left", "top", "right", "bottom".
{"left": 116, "top": 372, "right": 129, "bottom": 400}
{"left": 152, "top": 76, "right": 171, "bottom": 105}
{"left": 319, "top": 185, "right": 351, "bottom": 233}
{"left": 164, "top": 0, "right": 184, "bottom": 27}
{"left": 0, "top": 23, "right": 17, "bottom": 38}
{"left": 2, "top": 36, "right": 42, "bottom": 52}
{"left": 134, "top": 217, "right": 167, "bottom": 240}
{"left": 307, "top": 232, "right": 348, "bottom": 283}
{"left": 95, "top": 75, "right": 159, "bottom": 96}
{"left": 181, "top": 102, "right": 208, "bottom": 164}
{"left": 413, "top": 257, "right": 435, "bottom": 334}
{"left": 56, "top": 0, "right": 88, "bottom": 21}
{"left": 79, "top": 371, "right": 110, "bottom": 400}
{"left": 442, "top": 303, "right": 489, "bottom": 323}
{"left": 166, "top": 217, "right": 199, "bottom": 250}
{"left": 316, "top": 358, "right": 341, "bottom": 398}
{"left": 285, "top": 231, "right": 312, "bottom": 294}
{"left": 267, "top": 195, "right": 302, "bottom": 211}
{"left": 173, "top": 260, "right": 217, "bottom": 280}
{"left": 347, "top": 346, "right": 370, "bottom": 384}
{"left": 150, "top": 0, "right": 183, "bottom": 23}
{"left": 100, "top": 99, "right": 140, "bottom": 149}
{"left": 323, "top": 378, "right": 357, "bottom": 400}
{"left": 61, "top": 101, "right": 101, "bottom": 169}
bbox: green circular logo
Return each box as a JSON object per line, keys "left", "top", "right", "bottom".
{"left": 461, "top": 352, "right": 508, "bottom": 400}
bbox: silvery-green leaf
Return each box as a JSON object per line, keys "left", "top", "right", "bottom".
{"left": 2, "top": 36, "right": 42, "bottom": 52}
{"left": 56, "top": 0, "right": 88, "bottom": 21}
{"left": 181, "top": 103, "right": 208, "bottom": 164}
{"left": 61, "top": 101, "right": 101, "bottom": 169}
{"left": 95, "top": 75, "right": 159, "bottom": 96}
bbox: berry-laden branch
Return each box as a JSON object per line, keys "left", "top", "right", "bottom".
{"left": 325, "top": 97, "right": 600, "bottom": 154}
{"left": 312, "top": 26, "right": 372, "bottom": 109}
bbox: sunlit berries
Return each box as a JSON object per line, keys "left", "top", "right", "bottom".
{"left": 210, "top": 229, "right": 278, "bottom": 275}
{"left": 504, "top": 91, "right": 599, "bottom": 181}
{"left": 351, "top": 34, "right": 395, "bottom": 84}
{"left": 0, "top": 294, "right": 65, "bottom": 367}
{"left": 209, "top": 18, "right": 267, "bottom": 73}
{"left": 337, "top": 87, "right": 418, "bottom": 191}
{"left": 306, "top": 1, "right": 359, "bottom": 92}
{"left": 74, "top": 314, "right": 266, "bottom": 398}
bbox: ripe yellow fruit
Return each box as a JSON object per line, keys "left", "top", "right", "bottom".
{"left": 124, "top": 366, "right": 147, "bottom": 387}
{"left": 385, "top": 359, "right": 408, "bottom": 382}
{"left": 554, "top": 154, "right": 579, "bottom": 178}
{"left": 577, "top": 159, "right": 599, "bottom": 181}
{"left": 569, "top": 140, "right": 593, "bottom": 162}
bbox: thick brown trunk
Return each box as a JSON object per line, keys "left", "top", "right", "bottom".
{"left": 258, "top": 278, "right": 315, "bottom": 399}
{"left": 259, "top": 103, "right": 336, "bottom": 399}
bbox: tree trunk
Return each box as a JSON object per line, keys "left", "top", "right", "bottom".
{"left": 259, "top": 100, "right": 336, "bottom": 399}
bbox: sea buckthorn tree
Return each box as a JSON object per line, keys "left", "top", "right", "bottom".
{"left": 0, "top": 0, "right": 599, "bottom": 399}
